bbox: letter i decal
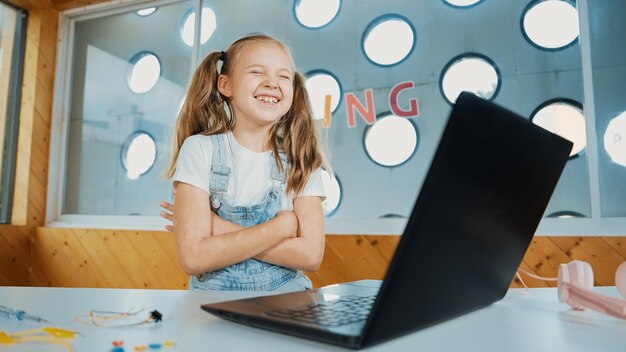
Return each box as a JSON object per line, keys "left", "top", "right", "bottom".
{"left": 324, "top": 94, "right": 332, "bottom": 128}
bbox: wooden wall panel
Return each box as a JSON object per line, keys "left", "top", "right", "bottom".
{"left": 50, "top": 0, "right": 110, "bottom": 11}
{"left": 549, "top": 237, "right": 625, "bottom": 285}
{"left": 28, "top": 229, "right": 626, "bottom": 290}
{"left": 11, "top": 0, "right": 111, "bottom": 11}
{"left": 32, "top": 227, "right": 189, "bottom": 289}
{"left": 0, "top": 227, "right": 31, "bottom": 286}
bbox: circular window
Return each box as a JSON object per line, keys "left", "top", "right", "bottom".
{"left": 320, "top": 170, "right": 341, "bottom": 216}
{"left": 522, "top": 0, "right": 579, "bottom": 50}
{"left": 364, "top": 114, "right": 418, "bottom": 167}
{"left": 305, "top": 70, "right": 342, "bottom": 121}
{"left": 547, "top": 210, "right": 586, "bottom": 218}
{"left": 440, "top": 54, "right": 500, "bottom": 104}
{"left": 294, "top": 0, "right": 340, "bottom": 29}
{"left": 181, "top": 7, "right": 217, "bottom": 47}
{"left": 531, "top": 99, "right": 586, "bottom": 158}
{"left": 127, "top": 52, "right": 161, "bottom": 94}
{"left": 121, "top": 132, "right": 157, "bottom": 180}
{"left": 603, "top": 111, "right": 626, "bottom": 167}
{"left": 379, "top": 213, "right": 406, "bottom": 218}
{"left": 362, "top": 15, "right": 415, "bottom": 66}
{"left": 443, "top": 0, "right": 483, "bottom": 8}
{"left": 136, "top": 7, "right": 157, "bottom": 17}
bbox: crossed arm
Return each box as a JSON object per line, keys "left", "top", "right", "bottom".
{"left": 165, "top": 182, "right": 325, "bottom": 275}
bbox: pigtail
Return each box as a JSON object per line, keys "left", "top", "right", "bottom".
{"left": 269, "top": 72, "right": 328, "bottom": 196}
{"left": 166, "top": 51, "right": 233, "bottom": 178}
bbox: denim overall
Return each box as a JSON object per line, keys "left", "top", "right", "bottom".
{"left": 189, "top": 134, "right": 313, "bottom": 292}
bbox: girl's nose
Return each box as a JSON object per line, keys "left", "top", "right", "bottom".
{"left": 263, "top": 79, "right": 279, "bottom": 89}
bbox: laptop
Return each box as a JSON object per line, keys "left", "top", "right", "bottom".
{"left": 201, "top": 92, "right": 573, "bottom": 349}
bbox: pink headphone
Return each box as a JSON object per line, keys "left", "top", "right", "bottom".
{"left": 556, "top": 260, "right": 626, "bottom": 319}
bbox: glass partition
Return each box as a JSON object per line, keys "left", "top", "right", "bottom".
{"left": 587, "top": 0, "right": 626, "bottom": 217}
{"left": 63, "top": 1, "right": 192, "bottom": 215}
{"left": 51, "top": 0, "right": 626, "bottom": 234}
{"left": 0, "top": 2, "right": 27, "bottom": 223}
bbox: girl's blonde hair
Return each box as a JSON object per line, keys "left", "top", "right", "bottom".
{"left": 166, "top": 34, "right": 328, "bottom": 196}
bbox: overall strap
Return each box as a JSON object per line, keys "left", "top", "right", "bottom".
{"left": 270, "top": 152, "right": 289, "bottom": 193}
{"left": 209, "top": 134, "right": 230, "bottom": 208}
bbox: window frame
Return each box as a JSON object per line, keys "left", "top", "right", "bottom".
{"left": 47, "top": 0, "right": 192, "bottom": 231}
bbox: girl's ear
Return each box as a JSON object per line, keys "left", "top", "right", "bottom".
{"left": 217, "top": 74, "right": 232, "bottom": 98}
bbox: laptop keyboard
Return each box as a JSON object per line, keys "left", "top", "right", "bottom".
{"left": 266, "top": 294, "right": 376, "bottom": 327}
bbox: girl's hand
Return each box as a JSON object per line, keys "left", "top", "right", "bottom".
{"left": 159, "top": 201, "right": 243, "bottom": 235}
{"left": 159, "top": 201, "right": 175, "bottom": 232}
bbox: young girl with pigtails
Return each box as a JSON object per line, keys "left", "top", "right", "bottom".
{"left": 161, "top": 34, "right": 329, "bottom": 291}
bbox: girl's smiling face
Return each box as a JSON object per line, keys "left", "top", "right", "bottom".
{"left": 218, "top": 42, "right": 295, "bottom": 128}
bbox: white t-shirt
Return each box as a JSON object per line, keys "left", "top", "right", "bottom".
{"left": 172, "top": 132, "right": 326, "bottom": 210}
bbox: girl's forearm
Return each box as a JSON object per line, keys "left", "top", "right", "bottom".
{"left": 179, "top": 212, "right": 297, "bottom": 274}
{"left": 211, "top": 213, "right": 314, "bottom": 269}
{"left": 195, "top": 209, "right": 321, "bottom": 272}
{"left": 254, "top": 197, "right": 325, "bottom": 272}
{"left": 254, "top": 237, "right": 325, "bottom": 272}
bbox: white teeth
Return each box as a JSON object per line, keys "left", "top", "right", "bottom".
{"left": 256, "top": 96, "right": 278, "bottom": 104}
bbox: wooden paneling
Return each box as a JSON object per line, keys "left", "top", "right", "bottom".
{"left": 0, "top": 226, "right": 31, "bottom": 286}
{"left": 28, "top": 229, "right": 626, "bottom": 290}
{"left": 31, "top": 227, "right": 189, "bottom": 288}
{"left": 50, "top": 0, "right": 112, "bottom": 11}
{"left": 9, "top": 0, "right": 111, "bottom": 11}
{"left": 0, "top": 0, "right": 57, "bottom": 286}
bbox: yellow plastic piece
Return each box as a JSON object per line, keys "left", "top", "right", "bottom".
{"left": 0, "top": 332, "right": 15, "bottom": 344}
{"left": 163, "top": 340, "right": 175, "bottom": 347}
{"left": 41, "top": 327, "right": 77, "bottom": 339}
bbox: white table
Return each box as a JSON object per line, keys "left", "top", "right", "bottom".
{"left": 1, "top": 286, "right": 625, "bottom": 351}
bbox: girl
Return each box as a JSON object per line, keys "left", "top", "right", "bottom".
{"left": 163, "top": 34, "right": 328, "bottom": 291}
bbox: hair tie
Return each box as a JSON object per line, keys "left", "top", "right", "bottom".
{"left": 219, "top": 51, "right": 226, "bottom": 62}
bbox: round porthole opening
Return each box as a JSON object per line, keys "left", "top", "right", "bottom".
{"left": 604, "top": 111, "right": 626, "bottom": 167}
{"left": 362, "top": 15, "right": 415, "bottom": 66}
{"left": 121, "top": 132, "right": 157, "bottom": 180}
{"left": 531, "top": 99, "right": 586, "bottom": 159}
{"left": 136, "top": 7, "right": 157, "bottom": 17}
{"left": 127, "top": 52, "right": 161, "bottom": 94}
{"left": 364, "top": 114, "right": 418, "bottom": 167}
{"left": 294, "top": 0, "right": 340, "bottom": 28}
{"left": 181, "top": 7, "right": 217, "bottom": 47}
{"left": 320, "top": 170, "right": 341, "bottom": 216}
{"left": 305, "top": 70, "right": 342, "bottom": 121}
{"left": 522, "top": 0, "right": 579, "bottom": 50}
{"left": 440, "top": 54, "right": 500, "bottom": 104}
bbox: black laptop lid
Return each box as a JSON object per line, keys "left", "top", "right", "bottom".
{"left": 361, "top": 92, "right": 573, "bottom": 346}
